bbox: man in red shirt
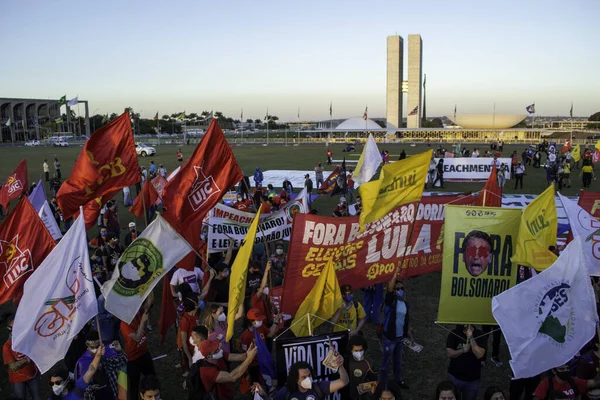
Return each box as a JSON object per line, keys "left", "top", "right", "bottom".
{"left": 179, "top": 296, "right": 199, "bottom": 371}
{"left": 233, "top": 194, "right": 252, "bottom": 212}
{"left": 3, "top": 315, "right": 41, "bottom": 400}
{"left": 533, "top": 363, "right": 600, "bottom": 400}
{"left": 103, "top": 200, "right": 121, "bottom": 239}
{"left": 198, "top": 339, "right": 257, "bottom": 399}
{"left": 120, "top": 306, "right": 156, "bottom": 400}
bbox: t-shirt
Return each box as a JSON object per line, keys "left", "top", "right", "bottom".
{"left": 240, "top": 325, "right": 269, "bottom": 352}
{"left": 208, "top": 323, "right": 231, "bottom": 354}
{"left": 333, "top": 302, "right": 366, "bottom": 332}
{"left": 103, "top": 209, "right": 120, "bottom": 234}
{"left": 178, "top": 312, "right": 198, "bottom": 351}
{"left": 170, "top": 267, "right": 204, "bottom": 294}
{"left": 245, "top": 272, "right": 262, "bottom": 297}
{"left": 583, "top": 165, "right": 593, "bottom": 173}
{"left": 446, "top": 328, "right": 486, "bottom": 382}
{"left": 260, "top": 202, "right": 272, "bottom": 214}
{"left": 395, "top": 301, "right": 407, "bottom": 337}
{"left": 120, "top": 314, "right": 148, "bottom": 361}
{"left": 273, "top": 381, "right": 331, "bottom": 400}
{"left": 348, "top": 358, "right": 375, "bottom": 400}
{"left": 210, "top": 278, "right": 229, "bottom": 304}
{"left": 60, "top": 377, "right": 89, "bottom": 400}
{"left": 534, "top": 376, "right": 588, "bottom": 400}
{"left": 199, "top": 355, "right": 236, "bottom": 400}
{"left": 3, "top": 339, "right": 37, "bottom": 383}
{"left": 104, "top": 245, "right": 124, "bottom": 272}
{"left": 251, "top": 293, "right": 273, "bottom": 324}
{"left": 233, "top": 199, "right": 252, "bottom": 212}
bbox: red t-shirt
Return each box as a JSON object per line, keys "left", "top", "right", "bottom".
{"left": 120, "top": 314, "right": 148, "bottom": 361}
{"left": 233, "top": 200, "right": 252, "bottom": 212}
{"left": 534, "top": 376, "right": 587, "bottom": 400}
{"left": 260, "top": 202, "right": 271, "bottom": 214}
{"left": 3, "top": 339, "right": 38, "bottom": 383}
{"left": 240, "top": 325, "right": 269, "bottom": 352}
{"left": 251, "top": 293, "right": 273, "bottom": 324}
{"left": 178, "top": 312, "right": 198, "bottom": 352}
{"left": 199, "top": 354, "right": 236, "bottom": 400}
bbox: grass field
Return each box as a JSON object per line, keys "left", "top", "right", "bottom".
{"left": 0, "top": 142, "right": 591, "bottom": 399}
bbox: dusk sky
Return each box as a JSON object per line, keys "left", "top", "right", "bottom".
{"left": 1, "top": 0, "right": 598, "bottom": 121}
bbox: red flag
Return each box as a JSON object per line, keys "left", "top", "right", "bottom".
{"left": 318, "top": 167, "right": 341, "bottom": 194}
{"left": 162, "top": 120, "right": 243, "bottom": 246}
{"left": 0, "top": 159, "right": 28, "bottom": 211}
{"left": 158, "top": 274, "right": 176, "bottom": 344}
{"left": 129, "top": 180, "right": 159, "bottom": 219}
{"left": 562, "top": 140, "right": 572, "bottom": 153}
{"left": 475, "top": 162, "right": 503, "bottom": 207}
{"left": 151, "top": 175, "right": 167, "bottom": 205}
{"left": 57, "top": 111, "right": 140, "bottom": 220}
{"left": 0, "top": 198, "right": 55, "bottom": 304}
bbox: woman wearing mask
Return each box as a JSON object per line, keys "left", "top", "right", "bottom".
{"left": 346, "top": 335, "right": 377, "bottom": 399}
{"left": 203, "top": 305, "right": 232, "bottom": 354}
{"left": 89, "top": 226, "right": 110, "bottom": 250}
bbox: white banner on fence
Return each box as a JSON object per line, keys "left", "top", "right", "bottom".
{"left": 434, "top": 157, "right": 512, "bottom": 181}
{"left": 207, "top": 189, "right": 309, "bottom": 252}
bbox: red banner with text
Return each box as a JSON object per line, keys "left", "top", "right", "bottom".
{"left": 281, "top": 194, "right": 475, "bottom": 315}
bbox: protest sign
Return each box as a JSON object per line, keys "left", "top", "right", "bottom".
{"left": 437, "top": 206, "right": 521, "bottom": 325}
{"left": 281, "top": 194, "right": 474, "bottom": 315}
{"left": 434, "top": 157, "right": 512, "bottom": 181}
{"left": 275, "top": 332, "right": 348, "bottom": 400}
{"left": 207, "top": 189, "right": 309, "bottom": 252}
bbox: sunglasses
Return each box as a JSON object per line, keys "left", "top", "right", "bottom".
{"left": 465, "top": 245, "right": 490, "bottom": 259}
{"left": 50, "top": 380, "right": 64, "bottom": 387}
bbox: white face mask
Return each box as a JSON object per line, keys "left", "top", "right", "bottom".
{"left": 300, "top": 376, "right": 312, "bottom": 390}
{"left": 189, "top": 336, "right": 196, "bottom": 347}
{"left": 52, "top": 379, "right": 69, "bottom": 396}
{"left": 89, "top": 348, "right": 98, "bottom": 354}
{"left": 276, "top": 249, "right": 284, "bottom": 255}
{"left": 178, "top": 293, "right": 183, "bottom": 301}
{"left": 263, "top": 287, "right": 269, "bottom": 296}
{"left": 254, "top": 320, "right": 263, "bottom": 328}
{"left": 217, "top": 313, "right": 227, "bottom": 322}
{"left": 211, "top": 349, "right": 224, "bottom": 360}
{"left": 352, "top": 350, "right": 364, "bottom": 361}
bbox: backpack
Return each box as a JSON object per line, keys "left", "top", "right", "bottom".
{"left": 186, "top": 359, "right": 219, "bottom": 400}
{"left": 284, "top": 383, "right": 325, "bottom": 400}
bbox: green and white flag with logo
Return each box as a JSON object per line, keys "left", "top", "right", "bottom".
{"left": 492, "top": 237, "right": 598, "bottom": 379}
{"left": 103, "top": 214, "right": 193, "bottom": 324}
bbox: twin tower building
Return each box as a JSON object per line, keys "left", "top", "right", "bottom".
{"left": 386, "top": 34, "right": 423, "bottom": 129}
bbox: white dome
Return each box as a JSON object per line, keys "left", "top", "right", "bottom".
{"left": 450, "top": 114, "right": 527, "bottom": 129}
{"left": 335, "top": 118, "right": 385, "bottom": 131}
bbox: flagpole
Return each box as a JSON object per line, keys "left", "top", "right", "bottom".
{"left": 570, "top": 102, "right": 573, "bottom": 146}
{"left": 266, "top": 107, "right": 269, "bottom": 146}
{"left": 241, "top": 109, "right": 244, "bottom": 145}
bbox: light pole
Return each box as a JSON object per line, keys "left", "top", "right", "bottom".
{"left": 92, "top": 108, "right": 99, "bottom": 133}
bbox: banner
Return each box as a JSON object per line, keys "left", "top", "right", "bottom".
{"left": 577, "top": 190, "right": 600, "bottom": 217}
{"left": 281, "top": 194, "right": 474, "bottom": 315}
{"left": 434, "top": 157, "right": 512, "bottom": 182}
{"left": 39, "top": 201, "right": 63, "bottom": 241}
{"left": 275, "top": 332, "right": 348, "bottom": 400}
{"left": 207, "top": 189, "right": 309, "bottom": 252}
{"left": 437, "top": 206, "right": 521, "bottom": 325}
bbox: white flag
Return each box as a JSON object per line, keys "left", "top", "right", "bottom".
{"left": 352, "top": 133, "right": 381, "bottom": 186}
{"left": 558, "top": 193, "right": 600, "bottom": 276}
{"left": 39, "top": 201, "right": 63, "bottom": 241}
{"left": 492, "top": 238, "right": 598, "bottom": 379}
{"left": 12, "top": 213, "right": 97, "bottom": 374}
{"left": 103, "top": 214, "right": 192, "bottom": 324}
{"left": 67, "top": 96, "right": 78, "bottom": 107}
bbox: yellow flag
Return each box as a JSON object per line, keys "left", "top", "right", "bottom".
{"left": 511, "top": 185, "right": 558, "bottom": 271}
{"left": 572, "top": 144, "right": 581, "bottom": 162}
{"left": 596, "top": 140, "right": 600, "bottom": 152}
{"left": 291, "top": 259, "right": 343, "bottom": 337}
{"left": 226, "top": 209, "right": 261, "bottom": 341}
{"left": 358, "top": 150, "right": 432, "bottom": 231}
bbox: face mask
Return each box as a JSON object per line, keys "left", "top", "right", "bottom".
{"left": 178, "top": 293, "right": 183, "bottom": 301}
{"left": 276, "top": 249, "right": 284, "bottom": 255}
{"left": 52, "top": 380, "right": 69, "bottom": 396}
{"left": 343, "top": 294, "right": 353, "bottom": 303}
{"left": 300, "top": 376, "right": 312, "bottom": 390}
{"left": 237, "top": 197, "right": 242, "bottom": 202}
{"left": 130, "top": 228, "right": 136, "bottom": 232}
{"left": 217, "top": 313, "right": 227, "bottom": 322}
{"left": 221, "top": 269, "right": 230, "bottom": 278}
{"left": 100, "top": 232, "right": 107, "bottom": 237}
{"left": 263, "top": 287, "right": 269, "bottom": 296}
{"left": 352, "top": 350, "right": 364, "bottom": 361}
{"left": 189, "top": 336, "right": 196, "bottom": 347}
{"left": 89, "top": 348, "right": 98, "bottom": 354}
{"left": 396, "top": 289, "right": 404, "bottom": 298}
{"left": 254, "top": 320, "right": 263, "bottom": 328}
{"left": 211, "top": 349, "right": 223, "bottom": 360}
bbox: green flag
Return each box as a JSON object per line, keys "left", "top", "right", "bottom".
{"left": 57, "top": 95, "right": 66, "bottom": 105}
{"left": 55, "top": 118, "right": 63, "bottom": 124}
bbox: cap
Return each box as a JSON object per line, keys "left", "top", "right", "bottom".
{"left": 199, "top": 339, "right": 220, "bottom": 356}
{"left": 341, "top": 284, "right": 352, "bottom": 293}
{"left": 246, "top": 308, "right": 266, "bottom": 321}
{"left": 339, "top": 197, "right": 347, "bottom": 203}
{"left": 128, "top": 222, "right": 136, "bottom": 228}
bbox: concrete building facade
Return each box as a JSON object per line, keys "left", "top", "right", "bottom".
{"left": 386, "top": 36, "right": 404, "bottom": 130}
{"left": 386, "top": 34, "right": 423, "bottom": 130}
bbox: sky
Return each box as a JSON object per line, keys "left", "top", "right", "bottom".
{"left": 1, "top": 0, "right": 599, "bottom": 121}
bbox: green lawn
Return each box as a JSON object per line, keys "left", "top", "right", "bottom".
{"left": 0, "top": 142, "right": 589, "bottom": 399}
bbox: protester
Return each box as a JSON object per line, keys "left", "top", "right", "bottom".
{"left": 533, "top": 363, "right": 600, "bottom": 399}
{"left": 240, "top": 308, "right": 280, "bottom": 390}
{"left": 124, "top": 221, "right": 139, "bottom": 246}
{"left": 304, "top": 173, "right": 313, "bottom": 196}
{"left": 273, "top": 357, "right": 349, "bottom": 400}
{"left": 170, "top": 261, "right": 205, "bottom": 301}
{"left": 327, "top": 148, "right": 333, "bottom": 165}
{"left": 233, "top": 193, "right": 252, "bottom": 211}
{"left": 270, "top": 243, "right": 287, "bottom": 287}
{"left": 362, "top": 284, "right": 383, "bottom": 324}
{"left": 446, "top": 324, "right": 486, "bottom": 400}
{"left": 43, "top": 159, "right": 50, "bottom": 182}
{"left": 103, "top": 200, "right": 121, "bottom": 238}
{"left": 345, "top": 335, "right": 377, "bottom": 400}
{"left": 315, "top": 162, "right": 324, "bottom": 187}
{"left": 576, "top": 340, "right": 600, "bottom": 379}
{"left": 178, "top": 296, "right": 201, "bottom": 372}
{"left": 399, "top": 149, "right": 406, "bottom": 160}
{"left": 253, "top": 166, "right": 263, "bottom": 187}
{"left": 374, "top": 380, "right": 402, "bottom": 400}
{"left": 48, "top": 357, "right": 102, "bottom": 400}
{"left": 92, "top": 293, "right": 120, "bottom": 345}
{"left": 203, "top": 304, "right": 232, "bottom": 354}
{"left": 139, "top": 375, "right": 161, "bottom": 400}
{"left": 3, "top": 314, "right": 42, "bottom": 400}
{"left": 141, "top": 166, "right": 148, "bottom": 185}
{"left": 433, "top": 159, "right": 444, "bottom": 188}
{"left": 259, "top": 195, "right": 272, "bottom": 214}
{"left": 331, "top": 284, "right": 367, "bottom": 335}
{"left": 484, "top": 386, "right": 506, "bottom": 400}
{"left": 158, "top": 164, "right": 167, "bottom": 177}
{"left": 54, "top": 157, "right": 61, "bottom": 180}
{"left": 379, "top": 266, "right": 412, "bottom": 389}
{"left": 120, "top": 302, "right": 156, "bottom": 400}
{"left": 104, "top": 234, "right": 124, "bottom": 274}
{"left": 177, "top": 148, "right": 184, "bottom": 165}
{"left": 198, "top": 339, "right": 257, "bottom": 399}
{"left": 582, "top": 160, "right": 594, "bottom": 188}
{"left": 89, "top": 225, "right": 110, "bottom": 250}
{"left": 149, "top": 160, "right": 157, "bottom": 177}
{"left": 435, "top": 380, "right": 459, "bottom": 400}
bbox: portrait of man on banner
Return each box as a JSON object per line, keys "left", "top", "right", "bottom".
{"left": 462, "top": 230, "right": 493, "bottom": 277}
